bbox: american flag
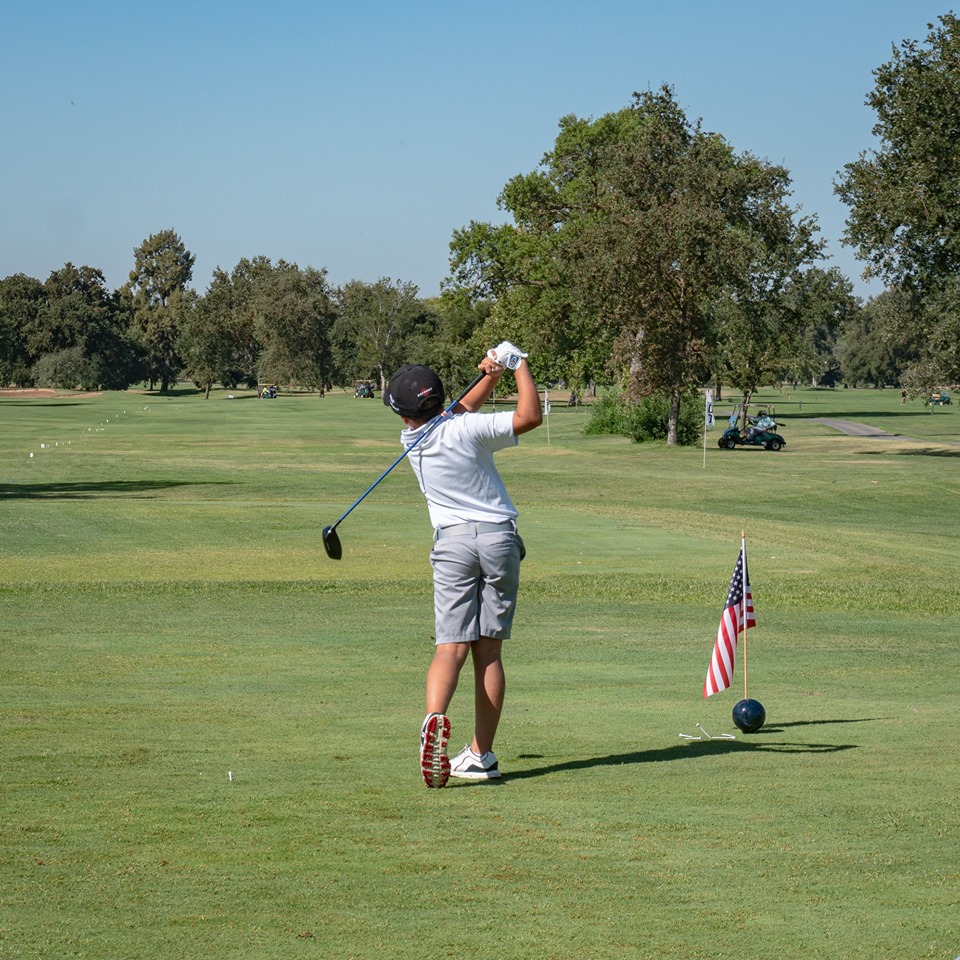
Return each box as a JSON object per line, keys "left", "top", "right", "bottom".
{"left": 703, "top": 542, "right": 756, "bottom": 698}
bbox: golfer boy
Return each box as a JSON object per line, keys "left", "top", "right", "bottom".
{"left": 383, "top": 342, "right": 542, "bottom": 787}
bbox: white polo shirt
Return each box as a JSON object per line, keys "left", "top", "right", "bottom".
{"left": 401, "top": 410, "right": 519, "bottom": 529}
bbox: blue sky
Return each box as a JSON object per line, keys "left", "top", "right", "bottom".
{"left": 0, "top": 1, "right": 950, "bottom": 302}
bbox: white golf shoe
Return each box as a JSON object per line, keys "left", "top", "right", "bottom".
{"left": 449, "top": 745, "right": 501, "bottom": 780}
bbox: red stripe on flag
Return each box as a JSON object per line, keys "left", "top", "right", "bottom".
{"left": 703, "top": 547, "right": 756, "bottom": 698}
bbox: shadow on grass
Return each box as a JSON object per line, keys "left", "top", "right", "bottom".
{"left": 763, "top": 717, "right": 892, "bottom": 731}
{"left": 1, "top": 480, "right": 232, "bottom": 499}
{"left": 891, "top": 447, "right": 960, "bottom": 456}
{"left": 859, "top": 445, "right": 960, "bottom": 456}
{"left": 0, "top": 401, "right": 91, "bottom": 407}
{"left": 502, "top": 737, "right": 858, "bottom": 782}
{"left": 142, "top": 387, "right": 204, "bottom": 398}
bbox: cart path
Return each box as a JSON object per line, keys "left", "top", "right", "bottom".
{"left": 814, "top": 418, "right": 960, "bottom": 444}
{"left": 814, "top": 418, "right": 899, "bottom": 437}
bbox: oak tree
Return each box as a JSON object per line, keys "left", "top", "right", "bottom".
{"left": 126, "top": 229, "right": 195, "bottom": 392}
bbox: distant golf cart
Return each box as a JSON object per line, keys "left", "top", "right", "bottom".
{"left": 719, "top": 404, "right": 786, "bottom": 452}
{"left": 258, "top": 383, "right": 278, "bottom": 399}
{"left": 929, "top": 391, "right": 951, "bottom": 406}
{"left": 354, "top": 381, "right": 376, "bottom": 399}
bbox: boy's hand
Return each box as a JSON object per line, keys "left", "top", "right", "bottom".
{"left": 478, "top": 355, "right": 506, "bottom": 378}
{"left": 487, "top": 341, "right": 528, "bottom": 370}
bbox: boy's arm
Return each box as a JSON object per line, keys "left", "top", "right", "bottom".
{"left": 454, "top": 345, "right": 543, "bottom": 435}
{"left": 454, "top": 355, "right": 505, "bottom": 413}
{"left": 510, "top": 358, "right": 543, "bottom": 435}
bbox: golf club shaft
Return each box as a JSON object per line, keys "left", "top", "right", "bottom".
{"left": 329, "top": 371, "right": 487, "bottom": 531}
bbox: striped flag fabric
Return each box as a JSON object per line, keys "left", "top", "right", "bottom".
{"left": 703, "top": 540, "right": 756, "bottom": 698}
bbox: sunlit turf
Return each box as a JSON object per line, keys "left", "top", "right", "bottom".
{"left": 1, "top": 385, "right": 958, "bottom": 959}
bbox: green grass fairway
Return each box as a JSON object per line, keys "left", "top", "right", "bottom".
{"left": 2, "top": 385, "right": 958, "bottom": 959}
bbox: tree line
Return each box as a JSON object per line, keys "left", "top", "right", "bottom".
{"left": 2, "top": 14, "right": 958, "bottom": 442}
{"left": 0, "top": 232, "right": 498, "bottom": 400}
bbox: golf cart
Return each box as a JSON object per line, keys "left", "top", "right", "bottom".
{"left": 718, "top": 404, "right": 786, "bottom": 452}
{"left": 354, "top": 381, "right": 376, "bottom": 399}
{"left": 258, "top": 383, "right": 278, "bottom": 399}
{"left": 929, "top": 391, "right": 951, "bottom": 406}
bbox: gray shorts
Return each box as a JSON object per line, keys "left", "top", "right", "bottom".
{"left": 429, "top": 526, "right": 524, "bottom": 644}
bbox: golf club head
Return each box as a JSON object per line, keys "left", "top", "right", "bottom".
{"left": 732, "top": 698, "right": 766, "bottom": 733}
{"left": 322, "top": 525, "right": 342, "bottom": 560}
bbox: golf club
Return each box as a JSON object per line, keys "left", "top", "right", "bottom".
{"left": 322, "top": 371, "right": 487, "bottom": 560}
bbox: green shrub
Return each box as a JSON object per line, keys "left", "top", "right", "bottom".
{"left": 628, "top": 390, "right": 703, "bottom": 445}
{"left": 584, "top": 388, "right": 703, "bottom": 445}
{"left": 582, "top": 388, "right": 633, "bottom": 435}
{"left": 31, "top": 347, "right": 92, "bottom": 390}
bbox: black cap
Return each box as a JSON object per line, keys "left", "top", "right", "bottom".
{"left": 383, "top": 364, "right": 445, "bottom": 418}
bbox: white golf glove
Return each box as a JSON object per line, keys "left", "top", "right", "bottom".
{"left": 487, "top": 340, "right": 528, "bottom": 370}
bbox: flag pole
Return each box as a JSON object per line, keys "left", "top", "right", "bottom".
{"left": 741, "top": 530, "right": 749, "bottom": 700}
{"left": 702, "top": 390, "right": 714, "bottom": 470}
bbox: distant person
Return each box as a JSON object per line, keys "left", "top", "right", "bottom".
{"left": 744, "top": 410, "right": 775, "bottom": 441}
{"left": 900, "top": 388, "right": 907, "bottom": 405}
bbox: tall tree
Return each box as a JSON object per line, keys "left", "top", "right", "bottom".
{"left": 0, "top": 273, "right": 45, "bottom": 386}
{"left": 836, "top": 14, "right": 960, "bottom": 389}
{"left": 716, "top": 266, "right": 858, "bottom": 401}
{"left": 836, "top": 14, "right": 960, "bottom": 296}
{"left": 254, "top": 262, "right": 337, "bottom": 393}
{"left": 180, "top": 267, "right": 256, "bottom": 397}
{"left": 333, "top": 278, "right": 426, "bottom": 390}
{"left": 210, "top": 256, "right": 279, "bottom": 387}
{"left": 126, "top": 229, "right": 195, "bottom": 392}
{"left": 784, "top": 267, "right": 860, "bottom": 387}
{"left": 26, "top": 264, "right": 142, "bottom": 390}
{"left": 175, "top": 289, "right": 223, "bottom": 397}
{"left": 839, "top": 287, "right": 924, "bottom": 389}
{"left": 450, "top": 87, "right": 821, "bottom": 443}
{"left": 185, "top": 258, "right": 337, "bottom": 395}
{"left": 906, "top": 276, "right": 960, "bottom": 395}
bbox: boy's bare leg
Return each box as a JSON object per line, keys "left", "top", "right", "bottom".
{"left": 425, "top": 642, "right": 471, "bottom": 715}
{"left": 470, "top": 636, "right": 505, "bottom": 755}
